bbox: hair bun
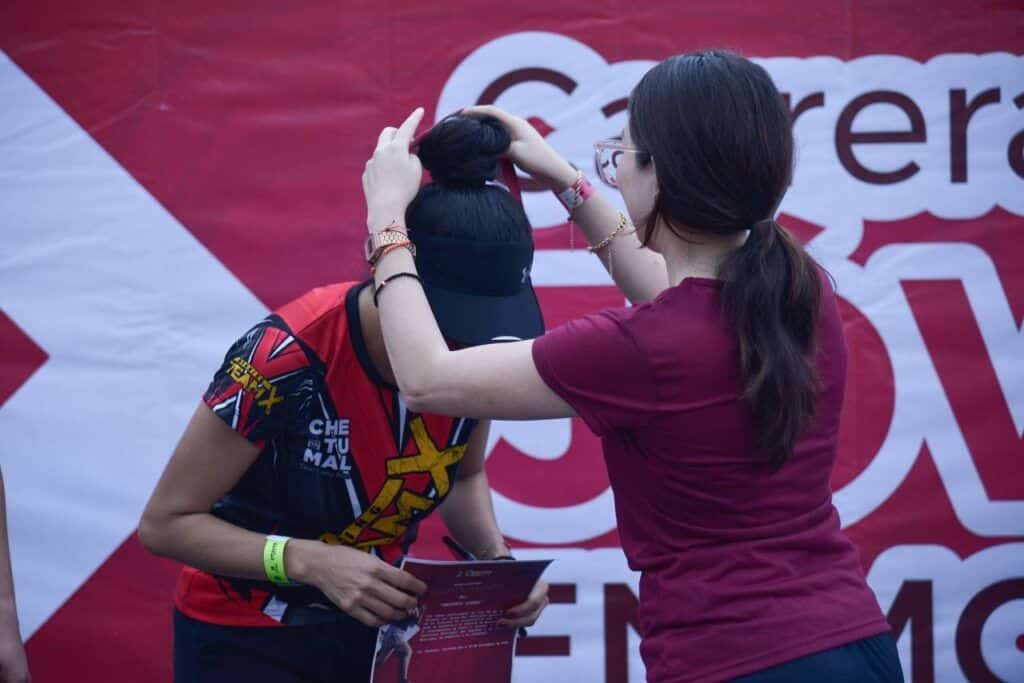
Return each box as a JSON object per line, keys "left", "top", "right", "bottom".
{"left": 417, "top": 115, "right": 511, "bottom": 187}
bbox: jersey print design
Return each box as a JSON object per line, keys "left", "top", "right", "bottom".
{"left": 331, "top": 415, "right": 469, "bottom": 550}
{"left": 204, "top": 320, "right": 311, "bottom": 446}
{"left": 178, "top": 282, "right": 476, "bottom": 627}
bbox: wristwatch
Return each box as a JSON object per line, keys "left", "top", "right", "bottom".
{"left": 364, "top": 228, "right": 411, "bottom": 265}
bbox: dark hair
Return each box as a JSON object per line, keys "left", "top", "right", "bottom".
{"left": 406, "top": 115, "right": 531, "bottom": 243}
{"left": 628, "top": 50, "right": 822, "bottom": 467}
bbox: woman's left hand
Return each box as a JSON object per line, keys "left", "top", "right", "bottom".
{"left": 362, "top": 107, "right": 426, "bottom": 233}
{"left": 498, "top": 580, "right": 549, "bottom": 630}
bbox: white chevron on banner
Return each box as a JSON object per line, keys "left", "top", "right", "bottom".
{"left": 0, "top": 52, "right": 268, "bottom": 638}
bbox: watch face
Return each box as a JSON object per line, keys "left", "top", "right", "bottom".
{"left": 364, "top": 233, "right": 378, "bottom": 262}
{"left": 365, "top": 231, "right": 403, "bottom": 263}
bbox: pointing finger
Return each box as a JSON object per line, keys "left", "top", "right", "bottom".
{"left": 377, "top": 126, "right": 398, "bottom": 149}
{"left": 394, "top": 107, "right": 425, "bottom": 147}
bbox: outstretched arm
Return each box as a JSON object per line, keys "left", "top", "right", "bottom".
{"left": 363, "top": 109, "right": 575, "bottom": 421}
{"left": 375, "top": 284, "right": 573, "bottom": 421}
{"left": 463, "top": 105, "right": 669, "bottom": 304}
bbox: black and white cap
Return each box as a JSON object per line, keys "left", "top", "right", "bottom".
{"left": 412, "top": 231, "right": 544, "bottom": 347}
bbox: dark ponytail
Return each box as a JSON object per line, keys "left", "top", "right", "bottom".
{"left": 719, "top": 219, "right": 821, "bottom": 467}
{"left": 629, "top": 50, "right": 822, "bottom": 466}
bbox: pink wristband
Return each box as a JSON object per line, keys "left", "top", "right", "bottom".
{"left": 554, "top": 171, "right": 594, "bottom": 216}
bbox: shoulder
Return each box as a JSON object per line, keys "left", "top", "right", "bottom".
{"left": 540, "top": 303, "right": 646, "bottom": 351}
{"left": 532, "top": 303, "right": 654, "bottom": 388}
{"left": 605, "top": 282, "right": 721, "bottom": 355}
{"left": 274, "top": 282, "right": 358, "bottom": 336}
{"left": 272, "top": 281, "right": 364, "bottom": 358}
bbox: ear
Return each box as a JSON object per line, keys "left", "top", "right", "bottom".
{"left": 639, "top": 157, "right": 659, "bottom": 194}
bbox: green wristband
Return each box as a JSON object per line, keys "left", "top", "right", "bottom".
{"left": 263, "top": 535, "right": 291, "bottom": 585}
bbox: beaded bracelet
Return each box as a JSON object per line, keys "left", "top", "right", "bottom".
{"left": 369, "top": 242, "right": 416, "bottom": 275}
{"left": 554, "top": 170, "right": 595, "bottom": 217}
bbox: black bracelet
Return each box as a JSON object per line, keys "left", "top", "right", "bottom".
{"left": 373, "top": 272, "right": 421, "bottom": 307}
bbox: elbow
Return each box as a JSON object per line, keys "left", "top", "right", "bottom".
{"left": 398, "top": 372, "right": 442, "bottom": 414}
{"left": 402, "top": 389, "right": 435, "bottom": 415}
{"left": 399, "top": 360, "right": 464, "bottom": 413}
{"left": 137, "top": 510, "right": 169, "bottom": 558}
{"left": 395, "top": 354, "right": 459, "bottom": 414}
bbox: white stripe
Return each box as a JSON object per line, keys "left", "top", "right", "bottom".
{"left": 345, "top": 475, "right": 363, "bottom": 519}
{"left": 212, "top": 394, "right": 237, "bottom": 412}
{"left": 262, "top": 595, "right": 288, "bottom": 622}
{"left": 246, "top": 329, "right": 261, "bottom": 362}
{"left": 268, "top": 335, "right": 294, "bottom": 360}
{"left": 267, "top": 368, "right": 304, "bottom": 384}
{"left": 452, "top": 417, "right": 467, "bottom": 445}
{"left": 397, "top": 396, "right": 408, "bottom": 445}
{"left": 230, "top": 389, "right": 243, "bottom": 429}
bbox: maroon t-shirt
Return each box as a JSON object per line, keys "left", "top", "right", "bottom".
{"left": 532, "top": 276, "right": 890, "bottom": 683}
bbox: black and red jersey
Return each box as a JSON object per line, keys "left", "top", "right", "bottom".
{"left": 175, "top": 281, "right": 476, "bottom": 627}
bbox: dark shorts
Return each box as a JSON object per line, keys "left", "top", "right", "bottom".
{"left": 173, "top": 608, "right": 377, "bottom": 683}
{"left": 730, "top": 632, "right": 904, "bottom": 682}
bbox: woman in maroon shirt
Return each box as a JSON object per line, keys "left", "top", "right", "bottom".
{"left": 359, "top": 50, "right": 903, "bottom": 682}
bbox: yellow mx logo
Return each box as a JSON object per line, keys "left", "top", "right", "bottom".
{"left": 326, "top": 417, "right": 466, "bottom": 549}
{"left": 228, "top": 356, "right": 284, "bottom": 415}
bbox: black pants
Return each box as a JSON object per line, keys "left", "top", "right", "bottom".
{"left": 173, "top": 609, "right": 377, "bottom": 683}
{"left": 730, "top": 632, "right": 904, "bottom": 682}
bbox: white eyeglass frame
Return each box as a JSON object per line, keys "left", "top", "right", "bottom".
{"left": 593, "top": 139, "right": 651, "bottom": 189}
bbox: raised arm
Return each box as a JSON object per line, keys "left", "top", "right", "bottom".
{"left": 463, "top": 105, "right": 669, "bottom": 303}
{"left": 362, "top": 109, "right": 576, "bottom": 421}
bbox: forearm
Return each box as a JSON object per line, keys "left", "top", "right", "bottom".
{"left": 540, "top": 162, "right": 668, "bottom": 303}
{"left": 440, "top": 471, "right": 509, "bottom": 559}
{"left": 371, "top": 245, "right": 452, "bottom": 400}
{"left": 570, "top": 190, "right": 670, "bottom": 303}
{"left": 138, "top": 510, "right": 323, "bottom": 586}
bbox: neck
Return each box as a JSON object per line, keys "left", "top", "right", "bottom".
{"left": 657, "top": 226, "right": 748, "bottom": 287}
{"left": 357, "top": 283, "right": 398, "bottom": 386}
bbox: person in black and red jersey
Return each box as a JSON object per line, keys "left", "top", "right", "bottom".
{"left": 139, "top": 115, "right": 549, "bottom": 683}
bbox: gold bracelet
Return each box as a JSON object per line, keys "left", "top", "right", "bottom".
{"left": 588, "top": 212, "right": 633, "bottom": 253}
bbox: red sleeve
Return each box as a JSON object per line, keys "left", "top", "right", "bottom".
{"left": 202, "top": 317, "right": 312, "bottom": 448}
{"left": 531, "top": 308, "right": 657, "bottom": 437}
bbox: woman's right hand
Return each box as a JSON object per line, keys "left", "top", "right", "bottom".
{"left": 462, "top": 105, "right": 579, "bottom": 191}
{"left": 291, "top": 541, "right": 427, "bottom": 628}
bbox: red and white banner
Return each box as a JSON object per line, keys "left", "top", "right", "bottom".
{"left": 1, "top": 3, "right": 1022, "bottom": 681}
